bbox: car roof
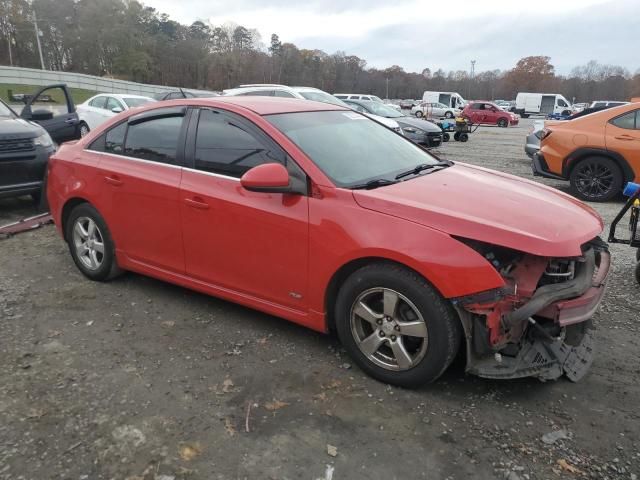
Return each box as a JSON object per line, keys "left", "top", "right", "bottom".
{"left": 570, "top": 101, "right": 639, "bottom": 122}
{"left": 157, "top": 96, "right": 348, "bottom": 115}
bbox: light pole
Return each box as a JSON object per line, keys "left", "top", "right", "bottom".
{"left": 32, "top": 6, "right": 45, "bottom": 70}
{"left": 385, "top": 77, "right": 389, "bottom": 100}
{"left": 469, "top": 60, "right": 476, "bottom": 99}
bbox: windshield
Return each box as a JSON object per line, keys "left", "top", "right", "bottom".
{"left": 266, "top": 111, "right": 440, "bottom": 188}
{"left": 297, "top": 90, "right": 349, "bottom": 107}
{"left": 363, "top": 102, "right": 404, "bottom": 118}
{"left": 0, "top": 99, "right": 17, "bottom": 118}
{"left": 371, "top": 96, "right": 383, "bottom": 102}
{"left": 123, "top": 97, "right": 152, "bottom": 108}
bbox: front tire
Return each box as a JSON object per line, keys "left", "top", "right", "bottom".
{"left": 497, "top": 118, "right": 508, "bottom": 128}
{"left": 335, "top": 263, "right": 461, "bottom": 388}
{"left": 65, "top": 203, "right": 122, "bottom": 281}
{"left": 442, "top": 132, "right": 450, "bottom": 142}
{"left": 415, "top": 110, "right": 423, "bottom": 118}
{"left": 569, "top": 156, "right": 623, "bottom": 202}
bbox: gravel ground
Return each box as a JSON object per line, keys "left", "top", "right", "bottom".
{"left": 1, "top": 118, "right": 639, "bottom": 480}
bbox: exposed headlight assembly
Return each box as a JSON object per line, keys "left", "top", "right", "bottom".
{"left": 33, "top": 130, "right": 54, "bottom": 148}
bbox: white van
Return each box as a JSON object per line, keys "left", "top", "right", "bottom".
{"left": 422, "top": 91, "right": 466, "bottom": 110}
{"left": 515, "top": 93, "right": 572, "bottom": 118}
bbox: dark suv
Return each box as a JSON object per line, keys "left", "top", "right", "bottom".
{"left": 0, "top": 84, "right": 80, "bottom": 203}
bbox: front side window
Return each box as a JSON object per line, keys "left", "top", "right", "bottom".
{"left": 266, "top": 111, "right": 441, "bottom": 187}
{"left": 274, "top": 90, "right": 296, "bottom": 98}
{"left": 124, "top": 116, "right": 183, "bottom": 164}
{"left": 611, "top": 111, "right": 638, "bottom": 130}
{"left": 105, "top": 97, "right": 123, "bottom": 111}
{"left": 194, "top": 109, "right": 281, "bottom": 177}
{"left": 558, "top": 99, "right": 568, "bottom": 107}
{"left": 123, "top": 97, "right": 152, "bottom": 108}
{"left": 105, "top": 123, "right": 127, "bottom": 154}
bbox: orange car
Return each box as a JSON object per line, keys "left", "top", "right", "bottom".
{"left": 533, "top": 103, "right": 640, "bottom": 201}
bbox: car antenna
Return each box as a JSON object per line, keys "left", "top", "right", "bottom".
{"left": 180, "top": 88, "right": 186, "bottom": 99}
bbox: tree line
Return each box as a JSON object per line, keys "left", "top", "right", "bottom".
{"left": 1, "top": 0, "right": 639, "bottom": 102}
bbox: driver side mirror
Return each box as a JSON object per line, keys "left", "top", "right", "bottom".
{"left": 111, "top": 107, "right": 123, "bottom": 113}
{"left": 240, "top": 163, "right": 296, "bottom": 194}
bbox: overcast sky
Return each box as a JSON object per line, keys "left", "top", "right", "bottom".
{"left": 145, "top": 0, "right": 638, "bottom": 75}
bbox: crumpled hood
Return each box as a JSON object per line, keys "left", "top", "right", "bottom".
{"left": 353, "top": 163, "right": 603, "bottom": 257}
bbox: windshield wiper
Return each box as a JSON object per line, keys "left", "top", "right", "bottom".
{"left": 394, "top": 161, "right": 452, "bottom": 180}
{"left": 351, "top": 178, "right": 399, "bottom": 190}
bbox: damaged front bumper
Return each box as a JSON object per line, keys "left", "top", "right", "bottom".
{"left": 454, "top": 239, "right": 610, "bottom": 382}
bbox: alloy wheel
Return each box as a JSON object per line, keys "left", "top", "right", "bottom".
{"left": 80, "top": 124, "right": 90, "bottom": 137}
{"left": 574, "top": 161, "right": 615, "bottom": 199}
{"left": 72, "top": 216, "right": 105, "bottom": 270}
{"left": 350, "top": 287, "right": 429, "bottom": 371}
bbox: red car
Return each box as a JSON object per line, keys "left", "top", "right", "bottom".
{"left": 47, "top": 97, "right": 609, "bottom": 387}
{"left": 462, "top": 101, "right": 519, "bottom": 127}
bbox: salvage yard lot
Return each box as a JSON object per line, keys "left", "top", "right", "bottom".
{"left": 1, "top": 119, "right": 639, "bottom": 479}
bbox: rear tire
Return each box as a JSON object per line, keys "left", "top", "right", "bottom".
{"left": 415, "top": 111, "right": 423, "bottom": 118}
{"left": 569, "top": 156, "right": 623, "bottom": 202}
{"left": 335, "top": 263, "right": 461, "bottom": 388}
{"left": 79, "top": 122, "right": 90, "bottom": 137}
{"left": 65, "top": 203, "right": 123, "bottom": 281}
{"left": 444, "top": 111, "right": 454, "bottom": 119}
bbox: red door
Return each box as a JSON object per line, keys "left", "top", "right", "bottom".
{"left": 484, "top": 104, "right": 499, "bottom": 124}
{"left": 179, "top": 108, "right": 309, "bottom": 309}
{"left": 93, "top": 113, "right": 186, "bottom": 273}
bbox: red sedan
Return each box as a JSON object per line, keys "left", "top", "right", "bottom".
{"left": 47, "top": 97, "right": 609, "bottom": 387}
{"left": 462, "top": 101, "right": 519, "bottom": 127}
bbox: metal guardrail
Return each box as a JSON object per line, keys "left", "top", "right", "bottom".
{"left": 0, "top": 66, "right": 213, "bottom": 97}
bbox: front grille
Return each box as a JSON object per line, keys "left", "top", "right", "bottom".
{"left": 0, "top": 137, "right": 35, "bottom": 154}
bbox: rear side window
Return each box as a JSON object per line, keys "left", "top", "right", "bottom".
{"left": 194, "top": 109, "right": 282, "bottom": 178}
{"left": 471, "top": 103, "right": 483, "bottom": 110}
{"left": 89, "top": 96, "right": 107, "bottom": 109}
{"left": 611, "top": 111, "right": 638, "bottom": 130}
{"left": 124, "top": 116, "right": 183, "bottom": 164}
{"left": 105, "top": 97, "right": 123, "bottom": 111}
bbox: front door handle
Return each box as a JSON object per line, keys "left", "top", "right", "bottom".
{"left": 184, "top": 197, "right": 210, "bottom": 210}
{"left": 104, "top": 175, "right": 123, "bottom": 187}
{"left": 65, "top": 118, "right": 77, "bottom": 124}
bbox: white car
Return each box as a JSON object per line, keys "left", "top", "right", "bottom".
{"left": 223, "top": 84, "right": 404, "bottom": 133}
{"left": 77, "top": 93, "right": 154, "bottom": 134}
{"left": 411, "top": 102, "right": 460, "bottom": 119}
{"left": 335, "top": 93, "right": 401, "bottom": 111}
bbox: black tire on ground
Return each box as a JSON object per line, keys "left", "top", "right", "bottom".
{"left": 442, "top": 132, "right": 450, "bottom": 142}
{"left": 79, "top": 121, "right": 90, "bottom": 137}
{"left": 635, "top": 262, "right": 640, "bottom": 285}
{"left": 453, "top": 132, "right": 460, "bottom": 141}
{"left": 497, "top": 118, "right": 508, "bottom": 128}
{"left": 521, "top": 113, "right": 530, "bottom": 119}
{"left": 415, "top": 111, "right": 423, "bottom": 118}
{"left": 65, "top": 203, "right": 123, "bottom": 281}
{"left": 335, "top": 263, "right": 462, "bottom": 388}
{"left": 636, "top": 248, "right": 640, "bottom": 262}
{"left": 459, "top": 133, "right": 469, "bottom": 142}
{"left": 562, "top": 110, "right": 571, "bottom": 116}
{"left": 569, "top": 156, "right": 623, "bottom": 202}
{"left": 444, "top": 111, "right": 454, "bottom": 119}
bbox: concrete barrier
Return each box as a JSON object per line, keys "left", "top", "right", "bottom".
{"left": 0, "top": 66, "right": 214, "bottom": 97}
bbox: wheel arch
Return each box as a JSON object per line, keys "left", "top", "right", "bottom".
{"left": 61, "top": 197, "right": 91, "bottom": 241}
{"left": 562, "top": 148, "right": 635, "bottom": 183}
{"left": 323, "top": 256, "right": 446, "bottom": 334}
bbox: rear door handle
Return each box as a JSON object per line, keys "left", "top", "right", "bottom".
{"left": 104, "top": 175, "right": 123, "bottom": 187}
{"left": 184, "top": 197, "right": 210, "bottom": 210}
{"left": 65, "top": 118, "right": 77, "bottom": 124}
{"left": 615, "top": 135, "right": 635, "bottom": 141}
